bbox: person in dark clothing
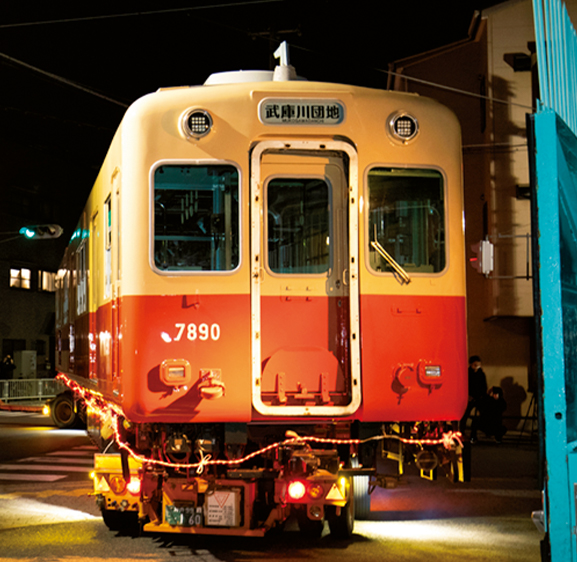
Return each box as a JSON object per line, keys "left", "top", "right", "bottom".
{"left": 460, "top": 355, "right": 488, "bottom": 434}
{"left": 471, "top": 386, "right": 507, "bottom": 443}
{"left": 0, "top": 355, "right": 16, "bottom": 380}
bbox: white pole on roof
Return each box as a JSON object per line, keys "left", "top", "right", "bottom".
{"left": 274, "top": 41, "right": 290, "bottom": 66}
{"left": 273, "top": 41, "right": 297, "bottom": 81}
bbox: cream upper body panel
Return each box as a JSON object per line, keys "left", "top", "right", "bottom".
{"left": 93, "top": 79, "right": 464, "bottom": 299}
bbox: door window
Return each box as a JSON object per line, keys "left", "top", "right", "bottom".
{"left": 267, "top": 177, "right": 330, "bottom": 274}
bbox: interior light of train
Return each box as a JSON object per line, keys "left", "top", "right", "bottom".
{"left": 181, "top": 109, "right": 213, "bottom": 138}
{"left": 388, "top": 112, "right": 419, "bottom": 142}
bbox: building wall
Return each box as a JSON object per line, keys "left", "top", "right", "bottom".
{"left": 389, "top": 0, "right": 543, "bottom": 425}
{"left": 0, "top": 182, "right": 67, "bottom": 379}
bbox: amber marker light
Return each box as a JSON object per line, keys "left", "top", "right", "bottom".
{"left": 308, "top": 483, "right": 325, "bottom": 500}
{"left": 108, "top": 475, "right": 127, "bottom": 495}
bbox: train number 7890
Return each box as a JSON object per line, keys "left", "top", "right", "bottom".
{"left": 173, "top": 323, "right": 221, "bottom": 342}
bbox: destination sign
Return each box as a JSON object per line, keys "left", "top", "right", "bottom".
{"left": 259, "top": 98, "right": 345, "bottom": 125}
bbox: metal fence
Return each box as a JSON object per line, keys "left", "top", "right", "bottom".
{"left": 0, "top": 378, "right": 66, "bottom": 403}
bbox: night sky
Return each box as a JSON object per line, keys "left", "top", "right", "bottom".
{"left": 0, "top": 1, "right": 503, "bottom": 241}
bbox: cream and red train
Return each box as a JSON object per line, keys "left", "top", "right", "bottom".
{"left": 53, "top": 47, "right": 467, "bottom": 537}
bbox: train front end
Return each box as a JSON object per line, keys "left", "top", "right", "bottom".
{"left": 56, "top": 59, "right": 467, "bottom": 536}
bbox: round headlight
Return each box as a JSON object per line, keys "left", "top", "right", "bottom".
{"left": 388, "top": 112, "right": 419, "bottom": 143}
{"left": 181, "top": 109, "right": 213, "bottom": 139}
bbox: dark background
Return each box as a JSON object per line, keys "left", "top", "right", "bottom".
{"left": 0, "top": 1, "right": 503, "bottom": 240}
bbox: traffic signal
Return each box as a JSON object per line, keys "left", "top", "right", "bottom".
{"left": 19, "top": 224, "right": 63, "bottom": 240}
{"left": 470, "top": 239, "right": 494, "bottom": 276}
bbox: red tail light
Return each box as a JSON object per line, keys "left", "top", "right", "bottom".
{"left": 287, "top": 480, "right": 307, "bottom": 500}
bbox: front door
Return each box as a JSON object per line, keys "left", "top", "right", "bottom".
{"left": 250, "top": 140, "right": 360, "bottom": 417}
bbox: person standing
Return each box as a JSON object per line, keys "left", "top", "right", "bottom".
{"left": 471, "top": 386, "right": 508, "bottom": 443}
{"left": 0, "top": 355, "right": 16, "bottom": 380}
{"left": 460, "top": 355, "right": 488, "bottom": 435}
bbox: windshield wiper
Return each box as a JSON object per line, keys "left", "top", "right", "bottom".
{"left": 371, "top": 227, "right": 411, "bottom": 285}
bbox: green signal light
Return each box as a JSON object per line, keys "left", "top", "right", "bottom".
{"left": 19, "top": 227, "right": 36, "bottom": 239}
{"left": 18, "top": 225, "right": 63, "bottom": 240}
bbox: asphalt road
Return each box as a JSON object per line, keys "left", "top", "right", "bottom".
{"left": 0, "top": 411, "right": 544, "bottom": 561}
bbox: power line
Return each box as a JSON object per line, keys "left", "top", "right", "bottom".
{"left": 0, "top": 51, "right": 128, "bottom": 108}
{"left": 380, "top": 68, "right": 535, "bottom": 111}
{"left": 0, "top": 1, "right": 283, "bottom": 29}
{"left": 0, "top": 2, "right": 535, "bottom": 114}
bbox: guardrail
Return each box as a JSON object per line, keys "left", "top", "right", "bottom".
{"left": 0, "top": 378, "right": 66, "bottom": 403}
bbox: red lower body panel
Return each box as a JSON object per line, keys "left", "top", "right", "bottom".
{"left": 119, "top": 294, "right": 252, "bottom": 423}
{"left": 59, "top": 291, "right": 466, "bottom": 425}
{"left": 359, "top": 294, "right": 467, "bottom": 422}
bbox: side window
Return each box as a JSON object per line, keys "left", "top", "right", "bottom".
{"left": 367, "top": 168, "right": 445, "bottom": 274}
{"left": 267, "top": 178, "right": 330, "bottom": 274}
{"left": 153, "top": 165, "right": 240, "bottom": 272}
{"left": 76, "top": 241, "right": 87, "bottom": 314}
{"left": 104, "top": 195, "right": 112, "bottom": 298}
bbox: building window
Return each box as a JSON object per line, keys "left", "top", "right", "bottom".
{"left": 10, "top": 268, "right": 31, "bottom": 289}
{"left": 39, "top": 271, "right": 56, "bottom": 292}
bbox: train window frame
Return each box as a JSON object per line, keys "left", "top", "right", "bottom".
{"left": 364, "top": 165, "right": 448, "bottom": 278}
{"left": 150, "top": 160, "right": 242, "bottom": 276}
{"left": 264, "top": 174, "right": 333, "bottom": 277}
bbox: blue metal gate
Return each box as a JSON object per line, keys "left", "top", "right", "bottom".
{"left": 532, "top": 1, "right": 577, "bottom": 560}
{"left": 534, "top": 110, "right": 577, "bottom": 561}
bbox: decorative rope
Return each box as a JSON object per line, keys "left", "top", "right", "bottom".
{"left": 56, "top": 372, "right": 463, "bottom": 472}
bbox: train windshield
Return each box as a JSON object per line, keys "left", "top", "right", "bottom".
{"left": 153, "top": 164, "right": 239, "bottom": 272}
{"left": 267, "top": 177, "right": 330, "bottom": 274}
{"left": 367, "top": 168, "right": 445, "bottom": 274}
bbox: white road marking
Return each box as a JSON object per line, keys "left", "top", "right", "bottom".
{"left": 46, "top": 450, "right": 95, "bottom": 456}
{"left": 0, "top": 497, "right": 99, "bottom": 530}
{"left": 448, "top": 488, "right": 541, "bottom": 498}
{"left": 0, "top": 473, "right": 66, "bottom": 482}
{"left": 18, "top": 457, "right": 94, "bottom": 465}
{"left": 0, "top": 464, "right": 90, "bottom": 472}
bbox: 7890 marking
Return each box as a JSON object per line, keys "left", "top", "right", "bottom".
{"left": 174, "top": 323, "right": 221, "bottom": 342}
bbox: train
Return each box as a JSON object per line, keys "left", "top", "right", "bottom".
{"left": 52, "top": 43, "right": 468, "bottom": 538}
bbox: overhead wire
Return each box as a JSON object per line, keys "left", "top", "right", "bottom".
{"left": 0, "top": 51, "right": 129, "bottom": 108}
{"left": 0, "top": 0, "right": 284, "bottom": 29}
{"left": 0, "top": 4, "right": 535, "bottom": 115}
